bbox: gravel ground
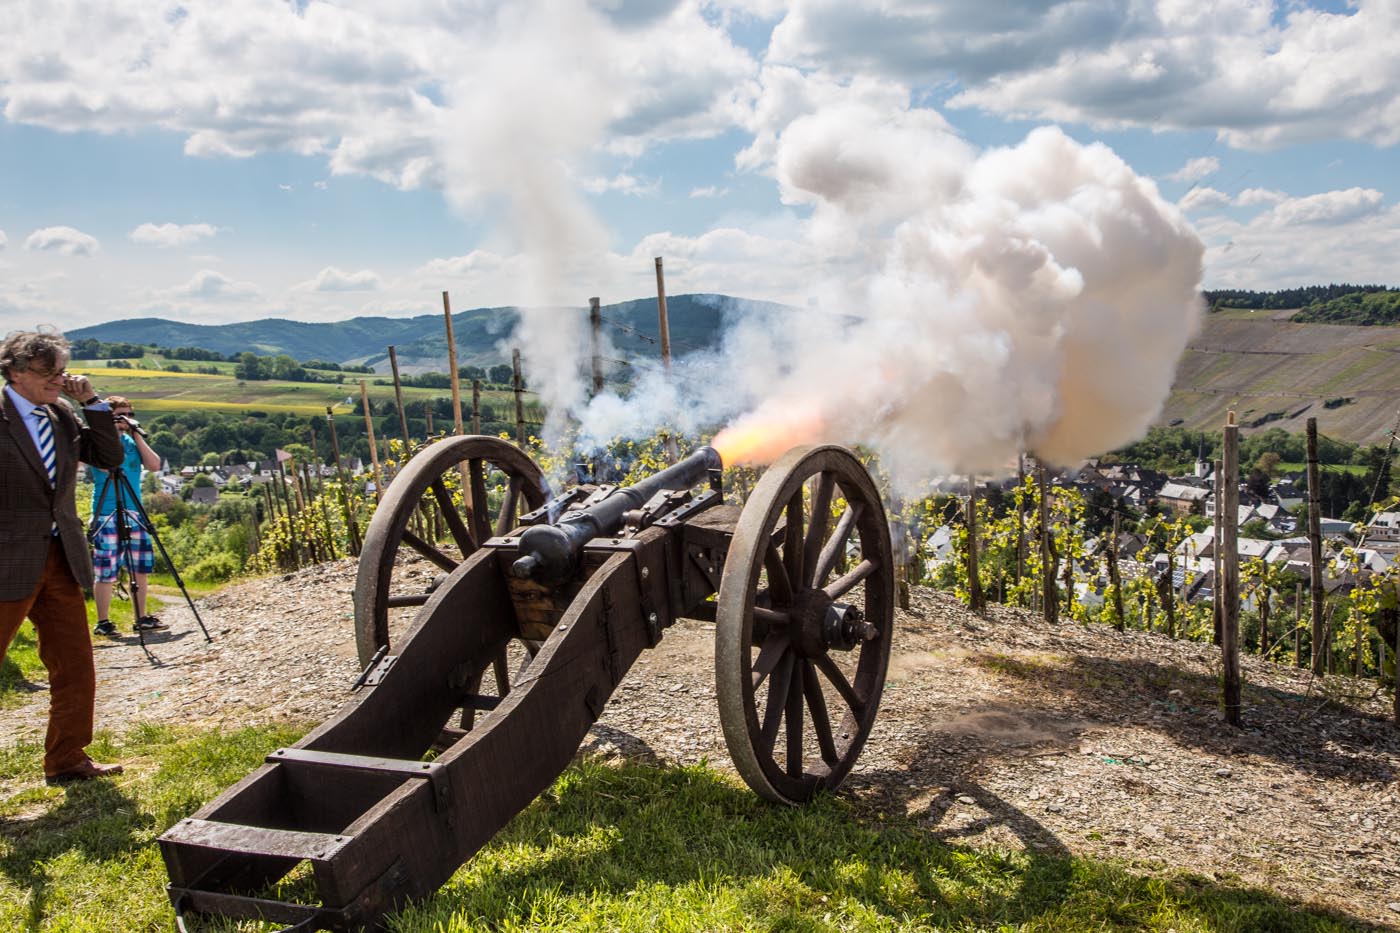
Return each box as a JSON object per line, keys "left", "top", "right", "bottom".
{"left": 3, "top": 558, "right": 1398, "bottom": 928}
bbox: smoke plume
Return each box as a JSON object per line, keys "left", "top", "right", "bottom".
{"left": 431, "top": 7, "right": 1203, "bottom": 488}
{"left": 585, "top": 125, "right": 1204, "bottom": 491}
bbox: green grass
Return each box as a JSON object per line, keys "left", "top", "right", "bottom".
{"left": 1275, "top": 462, "right": 1369, "bottom": 476}
{"left": 0, "top": 725, "right": 1378, "bottom": 932}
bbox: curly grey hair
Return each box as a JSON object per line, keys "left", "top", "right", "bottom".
{"left": 1, "top": 330, "right": 71, "bottom": 382}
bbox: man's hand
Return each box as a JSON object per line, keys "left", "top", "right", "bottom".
{"left": 60, "top": 373, "right": 98, "bottom": 403}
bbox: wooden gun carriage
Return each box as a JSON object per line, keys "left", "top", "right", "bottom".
{"left": 159, "top": 437, "right": 896, "bottom": 931}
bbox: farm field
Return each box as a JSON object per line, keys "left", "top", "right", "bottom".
{"left": 1163, "top": 311, "right": 1400, "bottom": 445}
{"left": 78, "top": 365, "right": 527, "bottom": 420}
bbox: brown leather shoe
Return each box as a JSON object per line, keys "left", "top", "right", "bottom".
{"left": 45, "top": 760, "right": 124, "bottom": 785}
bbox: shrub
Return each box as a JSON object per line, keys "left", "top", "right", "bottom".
{"left": 185, "top": 552, "right": 242, "bottom": 583}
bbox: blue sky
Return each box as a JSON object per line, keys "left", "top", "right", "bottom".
{"left": 2, "top": 0, "right": 1397, "bottom": 336}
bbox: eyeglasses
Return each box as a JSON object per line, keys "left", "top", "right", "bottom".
{"left": 29, "top": 367, "right": 66, "bottom": 379}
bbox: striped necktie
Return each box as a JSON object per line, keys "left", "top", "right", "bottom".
{"left": 33, "top": 409, "right": 57, "bottom": 486}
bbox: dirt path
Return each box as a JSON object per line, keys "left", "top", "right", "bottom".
{"left": 3, "top": 560, "right": 1398, "bottom": 927}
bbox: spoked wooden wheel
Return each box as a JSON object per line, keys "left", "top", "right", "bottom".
{"left": 715, "top": 445, "right": 894, "bottom": 805}
{"left": 355, "top": 435, "right": 548, "bottom": 668}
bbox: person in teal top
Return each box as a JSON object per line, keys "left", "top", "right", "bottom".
{"left": 86, "top": 396, "right": 164, "bottom": 636}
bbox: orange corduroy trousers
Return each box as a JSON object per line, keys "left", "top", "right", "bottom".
{"left": 0, "top": 539, "right": 97, "bottom": 776}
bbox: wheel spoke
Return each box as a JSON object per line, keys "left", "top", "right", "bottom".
{"left": 824, "top": 558, "right": 876, "bottom": 600}
{"left": 752, "top": 606, "right": 791, "bottom": 626}
{"left": 468, "top": 458, "right": 492, "bottom": 545}
{"left": 401, "top": 529, "right": 459, "bottom": 573}
{"left": 430, "top": 478, "right": 477, "bottom": 555}
{"left": 764, "top": 540, "right": 793, "bottom": 607}
{"left": 385, "top": 593, "right": 430, "bottom": 609}
{"left": 495, "top": 474, "right": 523, "bottom": 536}
{"left": 812, "top": 501, "right": 862, "bottom": 589}
{"left": 750, "top": 630, "right": 791, "bottom": 690}
{"left": 803, "top": 660, "right": 839, "bottom": 767}
{"left": 758, "top": 651, "right": 795, "bottom": 755}
{"left": 802, "top": 472, "right": 835, "bottom": 587}
{"left": 783, "top": 489, "right": 804, "bottom": 592}
{"left": 814, "top": 654, "right": 865, "bottom": 718}
{"left": 785, "top": 659, "right": 804, "bottom": 778}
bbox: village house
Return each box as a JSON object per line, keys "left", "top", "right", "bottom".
{"left": 1157, "top": 481, "right": 1210, "bottom": 516}
{"left": 1366, "top": 511, "right": 1400, "bottom": 542}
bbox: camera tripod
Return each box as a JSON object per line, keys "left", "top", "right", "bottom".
{"left": 90, "top": 468, "right": 212, "bottom": 651}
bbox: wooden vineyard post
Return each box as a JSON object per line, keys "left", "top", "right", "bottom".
{"left": 444, "top": 291, "right": 465, "bottom": 437}
{"left": 1258, "top": 582, "right": 1271, "bottom": 658}
{"left": 277, "top": 457, "right": 302, "bottom": 567}
{"left": 965, "top": 476, "right": 985, "bottom": 613}
{"left": 512, "top": 348, "right": 526, "bottom": 449}
{"left": 1108, "top": 509, "right": 1125, "bottom": 632}
{"left": 1307, "top": 417, "right": 1325, "bottom": 675}
{"left": 360, "top": 380, "right": 384, "bottom": 503}
{"left": 589, "top": 297, "right": 604, "bottom": 397}
{"left": 1161, "top": 535, "right": 1177, "bottom": 638}
{"left": 471, "top": 379, "right": 482, "bottom": 435}
{"left": 1037, "top": 459, "right": 1058, "bottom": 625}
{"left": 654, "top": 258, "right": 679, "bottom": 463}
{"left": 892, "top": 497, "right": 910, "bottom": 611}
{"left": 1213, "top": 461, "right": 1223, "bottom": 646}
{"left": 326, "top": 407, "right": 362, "bottom": 557}
{"left": 387, "top": 345, "right": 413, "bottom": 454}
{"left": 442, "top": 291, "right": 475, "bottom": 532}
{"left": 1221, "top": 411, "right": 1242, "bottom": 727}
{"left": 1015, "top": 453, "right": 1026, "bottom": 590}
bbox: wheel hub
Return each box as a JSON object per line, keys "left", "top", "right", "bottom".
{"left": 789, "top": 588, "right": 873, "bottom": 655}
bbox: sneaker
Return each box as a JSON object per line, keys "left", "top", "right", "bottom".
{"left": 93, "top": 620, "right": 118, "bottom": 637}
{"left": 134, "top": 615, "right": 169, "bottom": 632}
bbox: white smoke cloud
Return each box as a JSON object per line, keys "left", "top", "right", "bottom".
{"left": 575, "top": 123, "right": 1204, "bottom": 491}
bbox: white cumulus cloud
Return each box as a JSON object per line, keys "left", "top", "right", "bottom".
{"left": 297, "top": 266, "right": 382, "bottom": 292}
{"left": 163, "top": 269, "right": 260, "bottom": 301}
{"left": 1178, "top": 186, "right": 1233, "bottom": 212}
{"left": 0, "top": 1, "right": 756, "bottom": 196}
{"left": 1268, "top": 187, "right": 1385, "bottom": 226}
{"left": 578, "top": 173, "right": 659, "bottom": 196}
{"left": 129, "top": 222, "right": 220, "bottom": 248}
{"left": 24, "top": 226, "right": 100, "bottom": 256}
{"left": 1168, "top": 156, "right": 1220, "bottom": 183}
{"left": 768, "top": 0, "right": 1400, "bottom": 150}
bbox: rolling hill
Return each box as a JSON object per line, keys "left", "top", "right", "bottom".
{"left": 69, "top": 294, "right": 789, "bottom": 374}
{"left": 1163, "top": 306, "right": 1400, "bottom": 446}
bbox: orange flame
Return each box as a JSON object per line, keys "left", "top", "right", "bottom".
{"left": 712, "top": 405, "right": 828, "bottom": 466}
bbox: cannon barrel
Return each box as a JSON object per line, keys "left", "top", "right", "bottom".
{"left": 511, "top": 445, "right": 722, "bottom": 583}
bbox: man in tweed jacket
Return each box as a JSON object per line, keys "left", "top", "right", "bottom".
{"left": 1, "top": 330, "right": 124, "bottom": 783}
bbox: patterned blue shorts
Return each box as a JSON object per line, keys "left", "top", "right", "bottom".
{"left": 91, "top": 512, "right": 155, "bottom": 582}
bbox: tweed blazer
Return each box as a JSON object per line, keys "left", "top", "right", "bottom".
{"left": 0, "top": 391, "right": 123, "bottom": 600}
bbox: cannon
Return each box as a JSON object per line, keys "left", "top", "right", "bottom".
{"left": 158, "top": 436, "right": 895, "bottom": 931}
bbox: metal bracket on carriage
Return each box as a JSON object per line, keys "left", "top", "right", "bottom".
{"left": 653, "top": 487, "right": 723, "bottom": 529}
{"left": 357, "top": 652, "right": 398, "bottom": 689}
{"left": 515, "top": 486, "right": 592, "bottom": 526}
{"left": 621, "top": 488, "right": 693, "bottom": 533}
